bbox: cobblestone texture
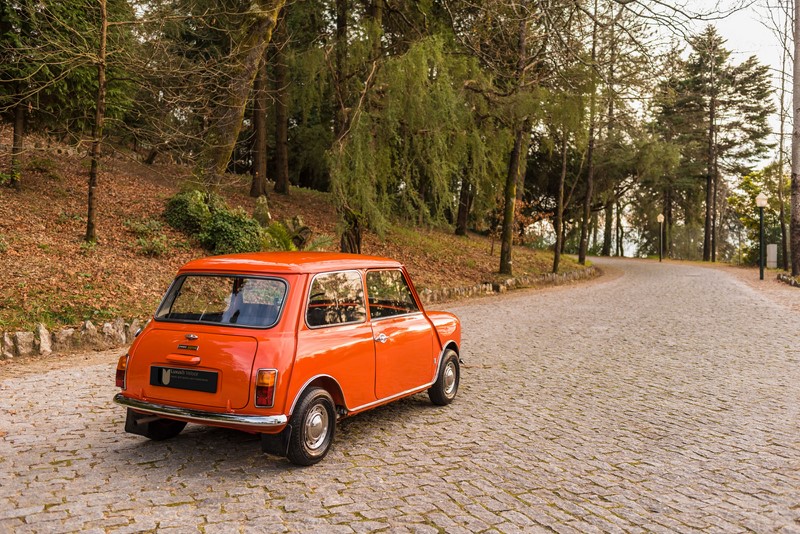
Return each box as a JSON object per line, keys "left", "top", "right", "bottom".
{"left": 2, "top": 258, "right": 800, "bottom": 532}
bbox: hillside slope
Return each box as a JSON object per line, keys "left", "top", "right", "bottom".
{"left": 0, "top": 133, "right": 587, "bottom": 330}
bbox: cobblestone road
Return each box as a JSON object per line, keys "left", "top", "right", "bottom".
{"left": 2, "top": 258, "right": 800, "bottom": 533}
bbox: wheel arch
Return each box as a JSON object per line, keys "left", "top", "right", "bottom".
{"left": 288, "top": 374, "right": 347, "bottom": 417}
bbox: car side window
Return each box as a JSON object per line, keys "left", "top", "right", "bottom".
{"left": 366, "top": 270, "right": 420, "bottom": 319}
{"left": 306, "top": 271, "right": 366, "bottom": 328}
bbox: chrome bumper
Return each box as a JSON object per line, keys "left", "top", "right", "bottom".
{"left": 113, "top": 394, "right": 288, "bottom": 430}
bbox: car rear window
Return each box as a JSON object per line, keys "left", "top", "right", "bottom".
{"left": 156, "top": 275, "right": 287, "bottom": 328}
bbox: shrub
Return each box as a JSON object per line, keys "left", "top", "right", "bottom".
{"left": 137, "top": 235, "right": 169, "bottom": 257}
{"left": 198, "top": 208, "right": 263, "bottom": 255}
{"left": 164, "top": 190, "right": 211, "bottom": 234}
{"left": 263, "top": 218, "right": 334, "bottom": 252}
{"left": 125, "top": 218, "right": 163, "bottom": 238}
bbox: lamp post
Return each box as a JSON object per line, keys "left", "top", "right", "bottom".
{"left": 756, "top": 192, "right": 768, "bottom": 280}
{"left": 657, "top": 213, "right": 665, "bottom": 262}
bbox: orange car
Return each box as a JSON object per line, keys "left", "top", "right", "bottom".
{"left": 114, "top": 252, "right": 461, "bottom": 465}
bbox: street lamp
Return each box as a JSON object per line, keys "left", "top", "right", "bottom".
{"left": 656, "top": 214, "right": 665, "bottom": 262}
{"left": 756, "top": 192, "right": 768, "bottom": 280}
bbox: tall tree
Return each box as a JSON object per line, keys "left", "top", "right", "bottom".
{"left": 197, "top": 1, "right": 286, "bottom": 188}
{"left": 273, "top": 8, "right": 290, "bottom": 195}
{"left": 250, "top": 52, "right": 269, "bottom": 198}
{"left": 793, "top": 0, "right": 800, "bottom": 275}
{"left": 445, "top": 0, "right": 560, "bottom": 275}
{"left": 658, "top": 27, "right": 774, "bottom": 262}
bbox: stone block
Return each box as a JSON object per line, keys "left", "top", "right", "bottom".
{"left": 80, "top": 321, "right": 102, "bottom": 347}
{"left": 14, "top": 331, "right": 35, "bottom": 357}
{"left": 125, "top": 318, "right": 141, "bottom": 344}
{"left": 53, "top": 328, "right": 76, "bottom": 352}
{"left": 102, "top": 318, "right": 126, "bottom": 345}
{"left": 36, "top": 324, "right": 52, "bottom": 355}
{"left": 1, "top": 332, "right": 14, "bottom": 359}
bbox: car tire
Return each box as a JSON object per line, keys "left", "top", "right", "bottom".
{"left": 286, "top": 387, "right": 336, "bottom": 466}
{"left": 143, "top": 418, "right": 187, "bottom": 441}
{"left": 428, "top": 349, "right": 460, "bottom": 406}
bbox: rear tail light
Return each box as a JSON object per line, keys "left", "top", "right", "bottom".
{"left": 255, "top": 369, "right": 277, "bottom": 408}
{"left": 115, "top": 354, "right": 128, "bottom": 389}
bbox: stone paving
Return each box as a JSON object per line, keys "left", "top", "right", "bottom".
{"left": 2, "top": 258, "right": 800, "bottom": 533}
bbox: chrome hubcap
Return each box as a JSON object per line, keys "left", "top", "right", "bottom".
{"left": 443, "top": 361, "right": 457, "bottom": 397}
{"left": 304, "top": 404, "right": 329, "bottom": 452}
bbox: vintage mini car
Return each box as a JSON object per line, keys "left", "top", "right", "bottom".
{"left": 114, "top": 252, "right": 461, "bottom": 465}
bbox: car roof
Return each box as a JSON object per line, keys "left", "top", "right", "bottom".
{"left": 178, "top": 251, "right": 404, "bottom": 275}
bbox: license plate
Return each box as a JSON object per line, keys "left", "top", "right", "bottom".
{"left": 150, "top": 366, "right": 218, "bottom": 393}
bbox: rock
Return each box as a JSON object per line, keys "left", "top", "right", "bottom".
{"left": 126, "top": 319, "right": 141, "bottom": 344}
{"left": 1, "top": 332, "right": 14, "bottom": 360}
{"left": 80, "top": 321, "right": 102, "bottom": 347}
{"left": 36, "top": 324, "right": 52, "bottom": 355}
{"left": 54, "top": 328, "right": 76, "bottom": 351}
{"left": 102, "top": 318, "right": 126, "bottom": 345}
{"left": 14, "top": 331, "right": 35, "bottom": 357}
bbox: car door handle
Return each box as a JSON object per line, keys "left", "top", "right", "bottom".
{"left": 374, "top": 333, "right": 388, "bottom": 344}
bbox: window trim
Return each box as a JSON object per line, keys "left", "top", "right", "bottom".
{"left": 304, "top": 269, "right": 368, "bottom": 330}
{"left": 154, "top": 273, "right": 289, "bottom": 330}
{"left": 365, "top": 268, "right": 422, "bottom": 321}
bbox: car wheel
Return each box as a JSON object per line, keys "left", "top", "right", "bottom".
{"left": 143, "top": 418, "right": 187, "bottom": 441}
{"left": 286, "top": 387, "right": 336, "bottom": 466}
{"left": 428, "top": 349, "right": 460, "bottom": 406}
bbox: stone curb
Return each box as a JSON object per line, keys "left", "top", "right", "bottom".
{"left": 0, "top": 267, "right": 598, "bottom": 360}
{"left": 0, "top": 317, "right": 144, "bottom": 361}
{"left": 418, "top": 266, "right": 600, "bottom": 304}
{"left": 777, "top": 273, "right": 800, "bottom": 287}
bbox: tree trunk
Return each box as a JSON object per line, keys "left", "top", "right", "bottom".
{"left": 665, "top": 186, "right": 673, "bottom": 257}
{"left": 779, "top": 10, "right": 790, "bottom": 271}
{"left": 10, "top": 101, "right": 24, "bottom": 190}
{"left": 455, "top": 172, "right": 473, "bottom": 236}
{"left": 601, "top": 200, "right": 613, "bottom": 256}
{"left": 250, "top": 54, "right": 269, "bottom": 198}
{"left": 86, "top": 0, "right": 107, "bottom": 243}
{"left": 144, "top": 148, "right": 158, "bottom": 165}
{"left": 792, "top": 0, "right": 800, "bottom": 275}
{"left": 367, "top": 0, "right": 384, "bottom": 58}
{"left": 198, "top": 1, "right": 285, "bottom": 188}
{"left": 578, "top": 2, "right": 598, "bottom": 266}
{"left": 703, "top": 48, "right": 716, "bottom": 262}
{"left": 615, "top": 201, "right": 623, "bottom": 257}
{"left": 500, "top": 125, "right": 527, "bottom": 275}
{"left": 334, "top": 0, "right": 348, "bottom": 139}
{"left": 273, "top": 10, "right": 290, "bottom": 195}
{"left": 711, "top": 166, "right": 718, "bottom": 262}
{"left": 499, "top": 16, "right": 530, "bottom": 275}
{"left": 553, "top": 134, "right": 567, "bottom": 273}
{"left": 340, "top": 208, "right": 361, "bottom": 254}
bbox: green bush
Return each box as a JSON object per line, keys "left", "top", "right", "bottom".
{"left": 125, "top": 218, "right": 163, "bottom": 238}
{"left": 164, "top": 190, "right": 211, "bottom": 234}
{"left": 198, "top": 208, "right": 263, "bottom": 255}
{"left": 137, "top": 235, "right": 169, "bottom": 257}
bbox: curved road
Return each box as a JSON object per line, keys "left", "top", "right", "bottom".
{"left": 2, "top": 258, "right": 800, "bottom": 532}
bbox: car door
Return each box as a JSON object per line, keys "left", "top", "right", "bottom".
{"left": 293, "top": 270, "right": 377, "bottom": 409}
{"left": 367, "top": 269, "right": 435, "bottom": 399}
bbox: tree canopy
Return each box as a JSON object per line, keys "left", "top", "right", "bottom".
{"left": 0, "top": 0, "right": 781, "bottom": 269}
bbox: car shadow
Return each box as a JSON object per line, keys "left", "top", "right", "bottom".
{"left": 112, "top": 392, "right": 452, "bottom": 472}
